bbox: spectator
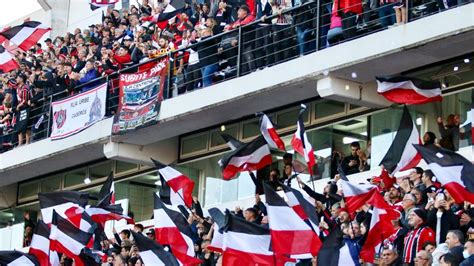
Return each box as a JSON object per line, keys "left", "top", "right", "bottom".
{"left": 270, "top": 0, "right": 294, "bottom": 64}
{"left": 401, "top": 193, "right": 416, "bottom": 228}
{"left": 423, "top": 131, "right": 437, "bottom": 146}
{"left": 75, "top": 60, "right": 99, "bottom": 93}
{"left": 445, "top": 230, "right": 465, "bottom": 264}
{"left": 402, "top": 208, "right": 436, "bottom": 264}
{"left": 460, "top": 239, "right": 474, "bottom": 266}
{"left": 378, "top": 0, "right": 396, "bottom": 28}
{"left": 439, "top": 252, "right": 459, "bottom": 266}
{"left": 424, "top": 241, "right": 437, "bottom": 254}
{"left": 341, "top": 141, "right": 361, "bottom": 175}
{"left": 426, "top": 191, "right": 460, "bottom": 244}
{"left": 379, "top": 247, "right": 400, "bottom": 265}
{"left": 415, "top": 250, "right": 433, "bottom": 266}
{"left": 338, "top": 0, "right": 363, "bottom": 40}
{"left": 394, "top": 0, "right": 407, "bottom": 25}
{"left": 437, "top": 114, "right": 461, "bottom": 151}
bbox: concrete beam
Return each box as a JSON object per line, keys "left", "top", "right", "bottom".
{"left": 103, "top": 137, "right": 179, "bottom": 166}
{"left": 317, "top": 76, "right": 391, "bottom": 108}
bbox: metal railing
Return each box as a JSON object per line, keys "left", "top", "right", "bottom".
{"left": 0, "top": 0, "right": 470, "bottom": 153}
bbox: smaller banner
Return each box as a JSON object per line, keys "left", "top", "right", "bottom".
{"left": 112, "top": 59, "right": 167, "bottom": 134}
{"left": 50, "top": 83, "right": 107, "bottom": 140}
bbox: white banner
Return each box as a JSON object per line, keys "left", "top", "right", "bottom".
{"left": 51, "top": 83, "right": 107, "bottom": 140}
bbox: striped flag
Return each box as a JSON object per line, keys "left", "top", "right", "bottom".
{"left": 259, "top": 113, "right": 286, "bottom": 151}
{"left": 376, "top": 76, "right": 442, "bottom": 105}
{"left": 263, "top": 183, "right": 321, "bottom": 258}
{"left": 89, "top": 0, "right": 118, "bottom": 11}
{"left": 49, "top": 211, "right": 93, "bottom": 266}
{"left": 360, "top": 207, "right": 398, "bottom": 263}
{"left": 153, "top": 194, "right": 202, "bottom": 265}
{"left": 38, "top": 191, "right": 89, "bottom": 225}
{"left": 413, "top": 144, "right": 474, "bottom": 203}
{"left": 29, "top": 220, "right": 60, "bottom": 266}
{"left": 0, "top": 45, "right": 19, "bottom": 73}
{"left": 131, "top": 231, "right": 180, "bottom": 265}
{"left": 152, "top": 159, "right": 195, "bottom": 208}
{"left": 0, "top": 21, "right": 51, "bottom": 52}
{"left": 379, "top": 106, "right": 422, "bottom": 175}
{"left": 0, "top": 251, "right": 39, "bottom": 266}
{"left": 98, "top": 172, "right": 115, "bottom": 204}
{"left": 221, "top": 210, "right": 275, "bottom": 265}
{"left": 219, "top": 136, "right": 272, "bottom": 180}
{"left": 207, "top": 208, "right": 226, "bottom": 253}
{"left": 338, "top": 165, "right": 391, "bottom": 213}
{"left": 85, "top": 193, "right": 134, "bottom": 227}
{"left": 141, "top": 0, "right": 186, "bottom": 23}
{"left": 220, "top": 133, "right": 244, "bottom": 151}
{"left": 291, "top": 104, "right": 315, "bottom": 176}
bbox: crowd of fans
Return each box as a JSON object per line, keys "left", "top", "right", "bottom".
{"left": 0, "top": 0, "right": 468, "bottom": 151}
{"left": 17, "top": 113, "right": 472, "bottom": 265}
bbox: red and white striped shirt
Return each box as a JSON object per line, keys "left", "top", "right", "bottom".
{"left": 402, "top": 225, "right": 435, "bottom": 263}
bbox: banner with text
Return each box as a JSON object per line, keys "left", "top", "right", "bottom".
{"left": 112, "top": 59, "right": 167, "bottom": 134}
{"left": 51, "top": 83, "right": 107, "bottom": 140}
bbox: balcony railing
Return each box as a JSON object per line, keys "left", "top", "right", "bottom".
{"left": 0, "top": 1, "right": 470, "bottom": 153}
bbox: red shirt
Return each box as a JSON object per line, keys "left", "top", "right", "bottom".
{"left": 402, "top": 226, "right": 435, "bottom": 263}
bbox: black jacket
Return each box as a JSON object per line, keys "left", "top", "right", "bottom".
{"left": 426, "top": 208, "right": 460, "bottom": 243}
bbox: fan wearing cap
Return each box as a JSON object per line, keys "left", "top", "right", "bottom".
{"left": 402, "top": 208, "right": 435, "bottom": 264}
{"left": 145, "top": 228, "right": 155, "bottom": 241}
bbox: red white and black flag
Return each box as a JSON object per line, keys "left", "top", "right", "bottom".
{"left": 29, "top": 220, "right": 60, "bottom": 266}
{"left": 207, "top": 208, "right": 226, "bottom": 253}
{"left": 152, "top": 159, "right": 195, "bottom": 208}
{"left": 376, "top": 76, "right": 442, "bottom": 105}
{"left": 0, "top": 251, "right": 39, "bottom": 266}
{"left": 98, "top": 172, "right": 115, "bottom": 204}
{"left": 0, "top": 44, "right": 18, "bottom": 73}
{"left": 259, "top": 113, "right": 286, "bottom": 151}
{"left": 89, "top": 0, "right": 119, "bottom": 11}
{"left": 153, "top": 193, "right": 202, "bottom": 265}
{"left": 38, "top": 191, "right": 89, "bottom": 225}
{"left": 85, "top": 193, "right": 134, "bottom": 228}
{"left": 338, "top": 165, "right": 391, "bottom": 213}
{"left": 131, "top": 231, "right": 180, "bottom": 266}
{"left": 0, "top": 21, "right": 50, "bottom": 52}
{"left": 142, "top": 0, "right": 186, "bottom": 23}
{"left": 220, "top": 133, "right": 244, "bottom": 151}
{"left": 219, "top": 136, "right": 272, "bottom": 180}
{"left": 263, "top": 183, "right": 321, "bottom": 258}
{"left": 360, "top": 207, "right": 398, "bottom": 263}
{"left": 414, "top": 144, "right": 474, "bottom": 203}
{"left": 221, "top": 210, "right": 275, "bottom": 265}
{"left": 291, "top": 104, "right": 315, "bottom": 176}
{"left": 281, "top": 184, "right": 320, "bottom": 235}
{"left": 49, "top": 211, "right": 93, "bottom": 266}
{"left": 379, "top": 106, "right": 422, "bottom": 175}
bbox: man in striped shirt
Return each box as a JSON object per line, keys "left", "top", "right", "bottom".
{"left": 402, "top": 208, "right": 435, "bottom": 265}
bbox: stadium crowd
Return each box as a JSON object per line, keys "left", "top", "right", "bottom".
{"left": 17, "top": 118, "right": 473, "bottom": 266}
{"left": 0, "top": 0, "right": 469, "bottom": 150}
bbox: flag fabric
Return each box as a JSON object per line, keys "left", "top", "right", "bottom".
{"left": 376, "top": 76, "right": 442, "bottom": 105}
{"left": 38, "top": 191, "right": 89, "bottom": 225}
{"left": 263, "top": 183, "right": 321, "bottom": 257}
{"left": 131, "top": 231, "right": 180, "bottom": 266}
{"left": 207, "top": 208, "right": 226, "bottom": 253}
{"left": 29, "top": 220, "right": 59, "bottom": 266}
{"left": 0, "top": 45, "right": 18, "bottom": 73}
{"left": 372, "top": 168, "right": 396, "bottom": 191}
{"left": 316, "top": 226, "right": 344, "bottom": 266}
{"left": 220, "top": 133, "right": 244, "bottom": 150}
{"left": 85, "top": 193, "right": 134, "bottom": 227}
{"left": 360, "top": 207, "right": 398, "bottom": 263}
{"left": 153, "top": 194, "right": 202, "bottom": 265}
{"left": 413, "top": 144, "right": 474, "bottom": 203}
{"left": 259, "top": 113, "right": 286, "bottom": 151}
{"left": 338, "top": 165, "right": 391, "bottom": 213}
{"left": 0, "top": 21, "right": 51, "bottom": 52}
{"left": 0, "top": 251, "right": 39, "bottom": 266}
{"left": 379, "top": 106, "right": 422, "bottom": 175}
{"left": 219, "top": 136, "right": 272, "bottom": 180}
{"left": 152, "top": 159, "right": 195, "bottom": 208}
{"left": 98, "top": 172, "right": 115, "bottom": 204}
{"left": 291, "top": 104, "right": 315, "bottom": 176}
{"left": 158, "top": 176, "right": 188, "bottom": 207}
{"left": 49, "top": 211, "right": 93, "bottom": 266}
{"left": 141, "top": 0, "right": 186, "bottom": 23}
{"left": 221, "top": 210, "right": 275, "bottom": 265}
{"left": 89, "top": 0, "right": 119, "bottom": 11}
{"left": 281, "top": 184, "right": 320, "bottom": 234}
